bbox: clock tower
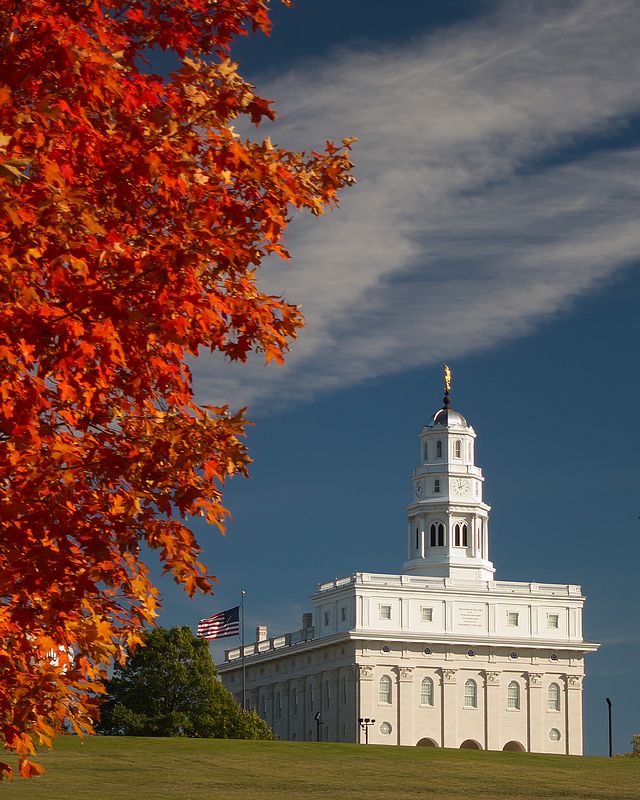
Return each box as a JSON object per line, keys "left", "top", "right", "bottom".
{"left": 403, "top": 366, "right": 495, "bottom": 581}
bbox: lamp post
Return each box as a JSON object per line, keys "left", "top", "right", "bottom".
{"left": 315, "top": 711, "right": 322, "bottom": 742}
{"left": 358, "top": 717, "right": 375, "bottom": 744}
{"left": 606, "top": 697, "right": 612, "bottom": 757}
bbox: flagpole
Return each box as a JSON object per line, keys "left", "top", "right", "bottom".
{"left": 241, "top": 589, "right": 246, "bottom": 711}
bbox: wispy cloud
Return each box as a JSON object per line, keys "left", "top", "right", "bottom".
{"left": 193, "top": 0, "right": 640, "bottom": 410}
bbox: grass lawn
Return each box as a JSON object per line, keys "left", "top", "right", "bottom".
{"left": 2, "top": 736, "right": 638, "bottom": 800}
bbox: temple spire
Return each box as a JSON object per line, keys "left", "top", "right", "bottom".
{"left": 443, "top": 363, "right": 452, "bottom": 408}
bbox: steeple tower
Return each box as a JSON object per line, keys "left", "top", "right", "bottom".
{"left": 403, "top": 366, "right": 495, "bottom": 581}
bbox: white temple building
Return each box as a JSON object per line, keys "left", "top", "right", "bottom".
{"left": 218, "top": 370, "right": 599, "bottom": 753}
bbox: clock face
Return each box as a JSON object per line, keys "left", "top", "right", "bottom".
{"left": 414, "top": 481, "right": 424, "bottom": 499}
{"left": 453, "top": 478, "right": 469, "bottom": 496}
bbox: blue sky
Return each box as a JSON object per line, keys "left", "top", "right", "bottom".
{"left": 153, "top": 1, "right": 640, "bottom": 756}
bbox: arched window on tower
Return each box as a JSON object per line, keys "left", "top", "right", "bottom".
{"left": 436, "top": 440, "right": 442, "bottom": 458}
{"left": 379, "top": 675, "right": 392, "bottom": 704}
{"left": 416, "top": 526, "right": 420, "bottom": 551}
{"left": 454, "top": 523, "right": 461, "bottom": 547}
{"left": 438, "top": 523, "right": 445, "bottom": 547}
{"left": 423, "top": 441, "right": 428, "bottom": 462}
{"left": 548, "top": 683, "right": 560, "bottom": 711}
{"left": 455, "top": 440, "right": 461, "bottom": 458}
{"left": 507, "top": 681, "right": 520, "bottom": 710}
{"left": 421, "top": 677, "right": 434, "bottom": 706}
{"left": 462, "top": 524, "right": 468, "bottom": 547}
{"left": 430, "top": 523, "right": 437, "bottom": 547}
{"left": 464, "top": 679, "right": 477, "bottom": 708}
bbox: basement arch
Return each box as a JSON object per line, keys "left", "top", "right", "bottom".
{"left": 416, "top": 737, "right": 439, "bottom": 748}
{"left": 502, "top": 741, "right": 526, "bottom": 752}
{"left": 460, "top": 739, "right": 482, "bottom": 750}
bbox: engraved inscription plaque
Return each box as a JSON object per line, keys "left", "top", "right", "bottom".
{"left": 455, "top": 604, "right": 486, "bottom": 630}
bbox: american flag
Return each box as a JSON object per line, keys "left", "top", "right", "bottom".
{"left": 197, "top": 606, "right": 240, "bottom": 640}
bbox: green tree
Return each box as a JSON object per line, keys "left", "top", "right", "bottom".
{"left": 98, "top": 626, "right": 274, "bottom": 740}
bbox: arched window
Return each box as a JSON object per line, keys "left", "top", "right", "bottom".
{"left": 276, "top": 691, "right": 282, "bottom": 719}
{"left": 379, "top": 675, "right": 392, "bottom": 704}
{"left": 415, "top": 526, "right": 420, "bottom": 551}
{"left": 260, "top": 696, "right": 266, "bottom": 718}
{"left": 430, "top": 523, "right": 437, "bottom": 547}
{"left": 455, "top": 440, "right": 461, "bottom": 458}
{"left": 341, "top": 676, "right": 347, "bottom": 706}
{"left": 436, "top": 440, "right": 442, "bottom": 458}
{"left": 292, "top": 688, "right": 298, "bottom": 715}
{"left": 548, "top": 682, "right": 560, "bottom": 711}
{"left": 423, "top": 441, "right": 428, "bottom": 461}
{"left": 308, "top": 684, "right": 314, "bottom": 712}
{"left": 324, "top": 680, "right": 330, "bottom": 709}
{"left": 464, "top": 679, "right": 477, "bottom": 708}
{"left": 434, "top": 479, "right": 440, "bottom": 493}
{"left": 421, "top": 677, "right": 434, "bottom": 706}
{"left": 462, "top": 524, "right": 468, "bottom": 547}
{"left": 454, "top": 523, "right": 461, "bottom": 547}
{"left": 438, "top": 523, "right": 445, "bottom": 547}
{"left": 507, "top": 681, "right": 520, "bottom": 710}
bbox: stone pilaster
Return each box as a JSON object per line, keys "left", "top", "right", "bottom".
{"left": 566, "top": 675, "right": 583, "bottom": 755}
{"left": 441, "top": 668, "right": 458, "bottom": 748}
{"left": 527, "top": 672, "right": 544, "bottom": 753}
{"left": 484, "top": 670, "right": 501, "bottom": 751}
{"left": 357, "top": 664, "right": 375, "bottom": 743}
{"left": 397, "top": 666, "right": 414, "bottom": 746}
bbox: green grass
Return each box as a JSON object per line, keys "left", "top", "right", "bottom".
{"left": 2, "top": 737, "right": 638, "bottom": 800}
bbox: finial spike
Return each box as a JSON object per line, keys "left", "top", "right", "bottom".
{"left": 443, "top": 363, "right": 451, "bottom": 408}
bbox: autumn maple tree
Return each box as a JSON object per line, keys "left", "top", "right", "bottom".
{"left": 0, "top": 0, "right": 353, "bottom": 779}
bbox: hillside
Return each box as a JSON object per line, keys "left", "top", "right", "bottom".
{"left": 3, "top": 737, "right": 638, "bottom": 800}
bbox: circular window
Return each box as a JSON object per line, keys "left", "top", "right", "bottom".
{"left": 423, "top": 647, "right": 432, "bottom": 655}
{"left": 550, "top": 653, "right": 558, "bottom": 661}
{"left": 510, "top": 652, "right": 518, "bottom": 660}
{"left": 549, "top": 728, "right": 561, "bottom": 742}
{"left": 467, "top": 649, "right": 475, "bottom": 657}
{"left": 380, "top": 722, "right": 392, "bottom": 736}
{"left": 382, "top": 645, "right": 390, "bottom": 653}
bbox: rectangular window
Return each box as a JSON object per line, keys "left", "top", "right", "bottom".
{"left": 340, "top": 606, "right": 346, "bottom": 622}
{"left": 323, "top": 611, "right": 330, "bottom": 626}
{"left": 434, "top": 479, "right": 440, "bottom": 493}
{"left": 507, "top": 612, "right": 519, "bottom": 626}
{"left": 379, "top": 605, "right": 391, "bottom": 620}
{"left": 547, "top": 614, "right": 559, "bottom": 629}
{"left": 421, "top": 607, "right": 433, "bottom": 622}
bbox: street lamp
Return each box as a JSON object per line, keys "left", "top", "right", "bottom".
{"left": 606, "top": 697, "right": 612, "bottom": 757}
{"left": 358, "top": 717, "right": 375, "bottom": 744}
{"left": 315, "top": 711, "right": 322, "bottom": 742}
